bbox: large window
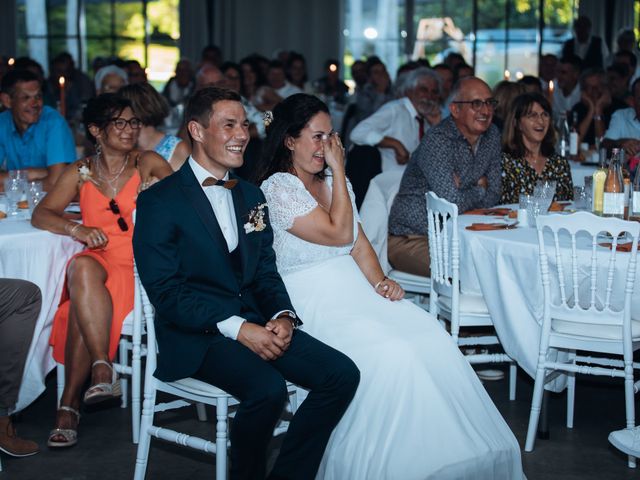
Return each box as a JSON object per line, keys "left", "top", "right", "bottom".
{"left": 16, "top": 0, "right": 180, "bottom": 86}
{"left": 343, "top": 0, "right": 578, "bottom": 85}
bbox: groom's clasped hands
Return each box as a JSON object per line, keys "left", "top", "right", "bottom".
{"left": 236, "top": 317, "right": 294, "bottom": 361}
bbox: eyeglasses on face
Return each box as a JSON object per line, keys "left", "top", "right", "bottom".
{"left": 523, "top": 111, "right": 551, "bottom": 121}
{"left": 108, "top": 199, "right": 129, "bottom": 232}
{"left": 452, "top": 98, "right": 499, "bottom": 111}
{"left": 110, "top": 117, "right": 142, "bottom": 130}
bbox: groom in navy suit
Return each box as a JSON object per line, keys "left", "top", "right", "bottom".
{"left": 133, "top": 87, "right": 359, "bottom": 480}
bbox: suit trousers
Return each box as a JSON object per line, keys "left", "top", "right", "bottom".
{"left": 387, "top": 234, "right": 431, "bottom": 277}
{"left": 194, "top": 329, "right": 359, "bottom": 480}
{"left": 0, "top": 279, "right": 41, "bottom": 412}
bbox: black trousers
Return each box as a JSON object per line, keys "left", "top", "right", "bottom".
{"left": 194, "top": 329, "right": 359, "bottom": 480}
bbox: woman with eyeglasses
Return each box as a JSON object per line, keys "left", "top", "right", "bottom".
{"left": 500, "top": 92, "right": 574, "bottom": 204}
{"left": 31, "top": 93, "right": 172, "bottom": 448}
{"left": 119, "top": 82, "right": 191, "bottom": 171}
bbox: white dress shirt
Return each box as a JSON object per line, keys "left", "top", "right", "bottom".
{"left": 189, "top": 157, "right": 293, "bottom": 339}
{"left": 189, "top": 157, "right": 244, "bottom": 339}
{"left": 604, "top": 107, "right": 640, "bottom": 140}
{"left": 349, "top": 97, "right": 423, "bottom": 172}
{"left": 552, "top": 83, "right": 581, "bottom": 119}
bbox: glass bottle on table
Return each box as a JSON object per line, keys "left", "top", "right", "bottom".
{"left": 558, "top": 112, "right": 570, "bottom": 158}
{"left": 631, "top": 162, "right": 640, "bottom": 221}
{"left": 569, "top": 111, "right": 579, "bottom": 161}
{"left": 602, "top": 148, "right": 625, "bottom": 218}
{"left": 592, "top": 150, "right": 607, "bottom": 215}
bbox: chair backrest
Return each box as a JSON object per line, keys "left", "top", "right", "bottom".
{"left": 359, "top": 170, "right": 404, "bottom": 273}
{"left": 536, "top": 212, "right": 639, "bottom": 332}
{"left": 133, "top": 261, "right": 157, "bottom": 379}
{"left": 426, "top": 191, "right": 459, "bottom": 301}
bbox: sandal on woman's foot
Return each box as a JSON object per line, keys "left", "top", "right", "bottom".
{"left": 47, "top": 406, "right": 80, "bottom": 448}
{"left": 83, "top": 360, "right": 121, "bottom": 405}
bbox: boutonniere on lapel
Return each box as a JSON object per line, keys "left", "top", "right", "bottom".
{"left": 244, "top": 203, "right": 267, "bottom": 234}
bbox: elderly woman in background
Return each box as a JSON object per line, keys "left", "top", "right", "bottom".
{"left": 501, "top": 92, "right": 574, "bottom": 204}
{"left": 492, "top": 80, "right": 526, "bottom": 131}
{"left": 119, "top": 82, "right": 190, "bottom": 170}
{"left": 94, "top": 65, "right": 128, "bottom": 95}
{"left": 32, "top": 94, "right": 172, "bottom": 448}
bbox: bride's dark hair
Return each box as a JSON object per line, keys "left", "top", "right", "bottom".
{"left": 255, "top": 93, "right": 330, "bottom": 184}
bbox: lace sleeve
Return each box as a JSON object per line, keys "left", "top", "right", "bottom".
{"left": 261, "top": 173, "right": 318, "bottom": 230}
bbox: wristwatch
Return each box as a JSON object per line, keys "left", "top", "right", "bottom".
{"left": 278, "top": 311, "right": 301, "bottom": 329}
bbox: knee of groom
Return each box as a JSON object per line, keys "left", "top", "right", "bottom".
{"left": 333, "top": 358, "right": 360, "bottom": 401}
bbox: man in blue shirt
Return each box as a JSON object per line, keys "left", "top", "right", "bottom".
{"left": 0, "top": 69, "right": 75, "bottom": 190}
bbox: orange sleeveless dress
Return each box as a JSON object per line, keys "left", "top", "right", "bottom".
{"left": 50, "top": 171, "right": 140, "bottom": 364}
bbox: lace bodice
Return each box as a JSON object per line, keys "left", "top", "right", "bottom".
{"left": 260, "top": 172, "right": 360, "bottom": 274}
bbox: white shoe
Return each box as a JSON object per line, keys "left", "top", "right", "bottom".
{"left": 608, "top": 426, "right": 640, "bottom": 457}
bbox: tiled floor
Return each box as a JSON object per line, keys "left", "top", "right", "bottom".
{"left": 3, "top": 366, "right": 639, "bottom": 479}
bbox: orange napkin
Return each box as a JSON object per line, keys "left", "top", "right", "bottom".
{"left": 17, "top": 200, "right": 28, "bottom": 209}
{"left": 465, "top": 222, "right": 516, "bottom": 231}
{"left": 598, "top": 242, "right": 633, "bottom": 252}
{"left": 463, "top": 207, "right": 512, "bottom": 216}
{"left": 549, "top": 201, "right": 570, "bottom": 212}
{"left": 0, "top": 211, "right": 6, "bottom": 219}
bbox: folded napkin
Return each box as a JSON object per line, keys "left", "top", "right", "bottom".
{"left": 463, "top": 207, "right": 512, "bottom": 216}
{"left": 465, "top": 222, "right": 517, "bottom": 231}
{"left": 598, "top": 242, "right": 633, "bottom": 252}
{"left": 17, "top": 200, "right": 28, "bottom": 209}
{"left": 548, "top": 201, "right": 570, "bottom": 212}
{"left": 0, "top": 211, "right": 6, "bottom": 219}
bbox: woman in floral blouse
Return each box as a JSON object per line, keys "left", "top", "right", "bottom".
{"left": 500, "top": 92, "right": 573, "bottom": 204}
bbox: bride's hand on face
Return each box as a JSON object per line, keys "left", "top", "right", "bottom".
{"left": 322, "top": 132, "right": 346, "bottom": 172}
{"left": 375, "top": 277, "right": 404, "bottom": 301}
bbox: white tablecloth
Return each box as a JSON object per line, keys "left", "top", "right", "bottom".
{"left": 457, "top": 212, "right": 640, "bottom": 383}
{"left": 0, "top": 218, "right": 83, "bottom": 412}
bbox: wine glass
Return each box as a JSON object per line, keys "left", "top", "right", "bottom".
{"left": 4, "top": 178, "right": 23, "bottom": 217}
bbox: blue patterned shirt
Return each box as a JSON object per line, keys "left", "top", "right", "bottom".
{"left": 0, "top": 106, "right": 75, "bottom": 170}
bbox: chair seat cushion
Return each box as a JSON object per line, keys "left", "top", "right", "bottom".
{"left": 553, "top": 318, "right": 640, "bottom": 341}
{"left": 437, "top": 293, "right": 489, "bottom": 315}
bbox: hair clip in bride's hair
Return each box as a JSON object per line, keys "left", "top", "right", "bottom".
{"left": 263, "top": 110, "right": 273, "bottom": 127}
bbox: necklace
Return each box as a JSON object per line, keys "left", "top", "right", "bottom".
{"left": 95, "top": 152, "right": 129, "bottom": 198}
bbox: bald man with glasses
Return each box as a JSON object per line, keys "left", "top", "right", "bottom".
{"left": 388, "top": 76, "right": 502, "bottom": 277}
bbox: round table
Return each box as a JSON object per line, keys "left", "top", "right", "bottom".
{"left": 457, "top": 210, "right": 640, "bottom": 389}
{"left": 0, "top": 217, "right": 83, "bottom": 412}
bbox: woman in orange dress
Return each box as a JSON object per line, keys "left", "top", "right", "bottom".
{"left": 31, "top": 93, "right": 173, "bottom": 448}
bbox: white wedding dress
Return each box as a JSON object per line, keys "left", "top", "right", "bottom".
{"left": 261, "top": 172, "right": 523, "bottom": 480}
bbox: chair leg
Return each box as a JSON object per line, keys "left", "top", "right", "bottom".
{"left": 196, "top": 402, "right": 208, "bottom": 422}
{"left": 624, "top": 358, "right": 637, "bottom": 468}
{"left": 131, "top": 335, "right": 142, "bottom": 444}
{"left": 509, "top": 362, "right": 517, "bottom": 401}
{"left": 133, "top": 382, "right": 157, "bottom": 480}
{"left": 56, "top": 364, "right": 65, "bottom": 407}
{"left": 119, "top": 338, "right": 129, "bottom": 409}
{"left": 566, "top": 372, "right": 575, "bottom": 429}
{"left": 216, "top": 398, "right": 229, "bottom": 480}
{"left": 525, "top": 363, "right": 548, "bottom": 452}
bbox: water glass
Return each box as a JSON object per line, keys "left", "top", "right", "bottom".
{"left": 3, "top": 178, "right": 23, "bottom": 216}
{"left": 28, "top": 190, "right": 46, "bottom": 216}
{"left": 9, "top": 170, "right": 27, "bottom": 182}
{"left": 533, "top": 180, "right": 556, "bottom": 213}
{"left": 28, "top": 180, "right": 43, "bottom": 194}
{"left": 526, "top": 197, "right": 544, "bottom": 228}
{"left": 573, "top": 186, "right": 587, "bottom": 210}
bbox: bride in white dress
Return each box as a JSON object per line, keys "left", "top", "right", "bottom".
{"left": 257, "top": 93, "right": 523, "bottom": 480}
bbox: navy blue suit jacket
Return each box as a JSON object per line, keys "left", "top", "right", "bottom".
{"left": 133, "top": 161, "right": 295, "bottom": 381}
